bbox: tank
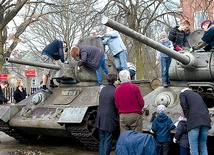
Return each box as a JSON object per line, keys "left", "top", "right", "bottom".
{"left": 101, "top": 16, "right": 214, "bottom": 138}
{"left": 0, "top": 37, "right": 152, "bottom": 150}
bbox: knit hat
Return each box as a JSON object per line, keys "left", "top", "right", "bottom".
{"left": 181, "top": 88, "right": 191, "bottom": 92}
{"left": 159, "top": 31, "right": 167, "bottom": 39}
{"left": 157, "top": 105, "right": 166, "bottom": 113}
{"left": 200, "top": 19, "right": 211, "bottom": 29}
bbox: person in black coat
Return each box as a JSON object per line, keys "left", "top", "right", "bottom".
{"left": 95, "top": 73, "right": 119, "bottom": 155}
{"left": 13, "top": 79, "right": 27, "bottom": 103}
{"left": 174, "top": 112, "right": 190, "bottom": 155}
{"left": 179, "top": 88, "right": 211, "bottom": 155}
{"left": 70, "top": 45, "right": 110, "bottom": 85}
{"left": 0, "top": 80, "right": 11, "bottom": 104}
{"left": 168, "top": 20, "right": 190, "bottom": 51}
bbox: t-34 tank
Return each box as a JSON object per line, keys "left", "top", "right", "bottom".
{"left": 101, "top": 16, "right": 214, "bottom": 138}
{"left": 0, "top": 37, "right": 152, "bottom": 150}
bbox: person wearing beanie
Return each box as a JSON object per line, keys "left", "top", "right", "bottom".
{"left": 192, "top": 19, "right": 214, "bottom": 51}
{"left": 168, "top": 20, "right": 190, "bottom": 51}
{"left": 156, "top": 31, "right": 174, "bottom": 88}
{"left": 179, "top": 88, "right": 211, "bottom": 155}
{"left": 151, "top": 104, "right": 176, "bottom": 155}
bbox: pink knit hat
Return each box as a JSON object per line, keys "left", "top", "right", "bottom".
{"left": 200, "top": 19, "right": 211, "bottom": 29}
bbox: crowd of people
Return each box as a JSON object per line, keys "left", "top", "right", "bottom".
{"left": 0, "top": 19, "right": 213, "bottom": 155}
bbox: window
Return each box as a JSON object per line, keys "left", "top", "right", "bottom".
{"left": 194, "top": 11, "right": 208, "bottom": 29}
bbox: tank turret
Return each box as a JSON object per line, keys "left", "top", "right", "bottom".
{"left": 101, "top": 16, "right": 214, "bottom": 137}
{"left": 101, "top": 16, "right": 213, "bottom": 82}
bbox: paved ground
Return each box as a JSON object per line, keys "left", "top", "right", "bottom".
{"left": 0, "top": 131, "right": 108, "bottom": 155}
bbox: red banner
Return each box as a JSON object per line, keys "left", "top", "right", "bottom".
{"left": 0, "top": 74, "right": 8, "bottom": 81}
{"left": 25, "top": 70, "right": 36, "bottom": 77}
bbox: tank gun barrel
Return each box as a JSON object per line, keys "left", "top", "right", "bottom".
{"left": 6, "top": 57, "right": 61, "bottom": 70}
{"left": 101, "top": 16, "right": 190, "bottom": 65}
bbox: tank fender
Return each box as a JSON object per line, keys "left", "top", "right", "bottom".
{"left": 0, "top": 105, "right": 22, "bottom": 122}
{"left": 58, "top": 107, "right": 88, "bottom": 124}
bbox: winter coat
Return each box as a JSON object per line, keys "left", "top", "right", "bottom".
{"left": 174, "top": 120, "right": 189, "bottom": 148}
{"left": 95, "top": 84, "right": 119, "bottom": 132}
{"left": 179, "top": 90, "right": 211, "bottom": 131}
{"left": 168, "top": 26, "right": 188, "bottom": 49}
{"left": 0, "top": 86, "right": 9, "bottom": 104}
{"left": 78, "top": 45, "right": 104, "bottom": 70}
{"left": 116, "top": 130, "right": 158, "bottom": 155}
{"left": 102, "top": 30, "right": 127, "bottom": 56}
{"left": 201, "top": 21, "right": 214, "bottom": 50}
{"left": 151, "top": 113, "right": 176, "bottom": 142}
{"left": 13, "top": 87, "right": 27, "bottom": 103}
{"left": 42, "top": 39, "right": 65, "bottom": 63}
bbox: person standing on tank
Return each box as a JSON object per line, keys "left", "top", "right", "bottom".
{"left": 179, "top": 88, "right": 211, "bottom": 155}
{"left": 102, "top": 27, "right": 128, "bottom": 72}
{"left": 156, "top": 31, "right": 174, "bottom": 88}
{"left": 95, "top": 73, "right": 119, "bottom": 155}
{"left": 40, "top": 40, "right": 67, "bottom": 94}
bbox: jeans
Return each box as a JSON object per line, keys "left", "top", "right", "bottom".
{"left": 99, "top": 129, "right": 113, "bottom": 155}
{"left": 188, "top": 125, "right": 209, "bottom": 155}
{"left": 180, "top": 146, "right": 190, "bottom": 155}
{"left": 161, "top": 57, "right": 171, "bottom": 85}
{"left": 96, "top": 55, "right": 110, "bottom": 84}
{"left": 114, "top": 50, "right": 128, "bottom": 71}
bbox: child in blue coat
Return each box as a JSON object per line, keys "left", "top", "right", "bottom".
{"left": 151, "top": 105, "right": 176, "bottom": 155}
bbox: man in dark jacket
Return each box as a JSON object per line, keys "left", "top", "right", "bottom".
{"left": 0, "top": 80, "right": 11, "bottom": 104}
{"left": 95, "top": 73, "right": 119, "bottom": 155}
{"left": 70, "top": 45, "right": 110, "bottom": 85}
{"left": 179, "top": 88, "right": 211, "bottom": 155}
{"left": 192, "top": 20, "right": 214, "bottom": 51}
{"left": 41, "top": 40, "right": 67, "bottom": 94}
{"left": 168, "top": 20, "right": 190, "bottom": 51}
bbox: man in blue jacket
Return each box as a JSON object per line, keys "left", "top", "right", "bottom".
{"left": 102, "top": 27, "right": 128, "bottom": 72}
{"left": 41, "top": 40, "right": 67, "bottom": 94}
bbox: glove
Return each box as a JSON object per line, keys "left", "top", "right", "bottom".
{"left": 175, "top": 45, "right": 182, "bottom": 51}
{"left": 173, "top": 137, "right": 177, "bottom": 143}
{"left": 77, "top": 66, "right": 81, "bottom": 71}
{"left": 96, "top": 35, "right": 103, "bottom": 39}
{"left": 189, "top": 47, "right": 194, "bottom": 53}
{"left": 174, "top": 121, "right": 179, "bottom": 128}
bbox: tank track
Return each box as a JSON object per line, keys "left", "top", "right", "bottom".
{"left": 66, "top": 108, "right": 99, "bottom": 150}
{"left": 0, "top": 120, "right": 32, "bottom": 143}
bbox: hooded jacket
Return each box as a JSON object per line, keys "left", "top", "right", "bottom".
{"left": 151, "top": 113, "right": 176, "bottom": 142}
{"left": 174, "top": 120, "right": 189, "bottom": 148}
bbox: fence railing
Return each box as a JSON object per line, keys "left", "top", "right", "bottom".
{"left": 4, "top": 87, "right": 40, "bottom": 103}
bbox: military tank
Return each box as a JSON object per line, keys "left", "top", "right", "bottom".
{"left": 101, "top": 16, "right": 214, "bottom": 137}
{"left": 0, "top": 37, "right": 152, "bottom": 150}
